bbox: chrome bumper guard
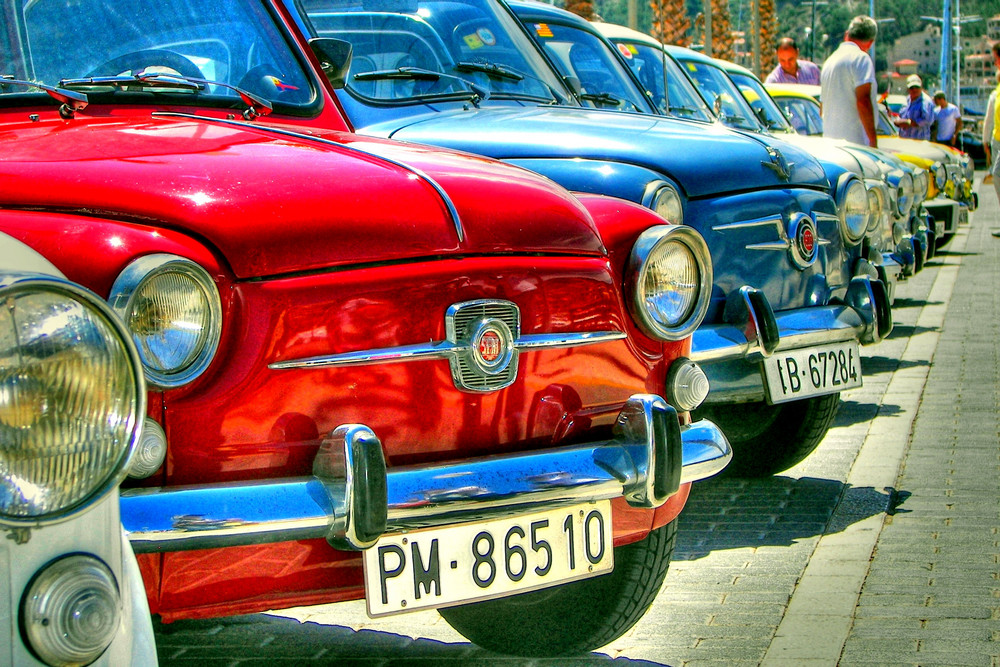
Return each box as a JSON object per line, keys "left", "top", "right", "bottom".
{"left": 690, "top": 276, "right": 891, "bottom": 367}
{"left": 121, "top": 395, "right": 731, "bottom": 553}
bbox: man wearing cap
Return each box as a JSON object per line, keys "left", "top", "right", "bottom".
{"left": 765, "top": 37, "right": 821, "bottom": 85}
{"left": 820, "top": 15, "right": 878, "bottom": 147}
{"left": 932, "top": 91, "right": 962, "bottom": 146}
{"left": 894, "top": 74, "right": 936, "bottom": 140}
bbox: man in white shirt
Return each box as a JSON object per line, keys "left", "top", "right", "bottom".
{"left": 820, "top": 15, "right": 878, "bottom": 147}
{"left": 932, "top": 90, "right": 963, "bottom": 146}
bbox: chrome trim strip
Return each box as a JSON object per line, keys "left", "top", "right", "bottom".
{"left": 269, "top": 342, "right": 457, "bottom": 370}
{"left": 745, "top": 241, "right": 789, "bottom": 251}
{"left": 711, "top": 215, "right": 783, "bottom": 233}
{"left": 121, "top": 396, "right": 732, "bottom": 553}
{"left": 514, "top": 331, "right": 627, "bottom": 350}
{"left": 151, "top": 112, "right": 466, "bottom": 243}
{"left": 269, "top": 330, "right": 626, "bottom": 370}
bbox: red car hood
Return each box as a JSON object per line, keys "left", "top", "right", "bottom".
{"left": 0, "top": 114, "right": 605, "bottom": 278}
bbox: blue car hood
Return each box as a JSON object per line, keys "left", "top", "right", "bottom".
{"left": 359, "top": 106, "right": 830, "bottom": 198}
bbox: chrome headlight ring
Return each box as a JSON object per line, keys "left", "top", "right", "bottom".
{"left": 626, "top": 225, "right": 712, "bottom": 341}
{"left": 895, "top": 171, "right": 914, "bottom": 218}
{"left": 865, "top": 182, "right": 887, "bottom": 234}
{"left": 836, "top": 174, "right": 869, "bottom": 245}
{"left": 962, "top": 155, "right": 974, "bottom": 181}
{"left": 911, "top": 168, "right": 929, "bottom": 206}
{"left": 642, "top": 181, "right": 684, "bottom": 225}
{"left": 932, "top": 162, "right": 946, "bottom": 189}
{"left": 0, "top": 273, "right": 143, "bottom": 525}
{"left": 109, "top": 254, "right": 222, "bottom": 389}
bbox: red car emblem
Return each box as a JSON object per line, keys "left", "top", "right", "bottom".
{"left": 478, "top": 330, "right": 502, "bottom": 363}
{"left": 800, "top": 226, "right": 815, "bottom": 255}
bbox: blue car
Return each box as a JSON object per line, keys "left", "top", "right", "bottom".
{"left": 288, "top": 0, "right": 891, "bottom": 478}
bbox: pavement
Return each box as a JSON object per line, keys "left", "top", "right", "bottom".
{"left": 153, "top": 179, "right": 1000, "bottom": 666}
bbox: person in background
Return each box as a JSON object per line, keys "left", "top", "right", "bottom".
{"left": 981, "top": 44, "right": 1000, "bottom": 234}
{"left": 932, "top": 90, "right": 963, "bottom": 147}
{"left": 765, "top": 37, "right": 821, "bottom": 85}
{"left": 895, "top": 74, "right": 935, "bottom": 139}
{"left": 820, "top": 16, "right": 878, "bottom": 147}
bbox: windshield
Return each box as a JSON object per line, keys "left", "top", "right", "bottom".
{"left": 300, "top": 0, "right": 567, "bottom": 104}
{"left": 0, "top": 0, "right": 316, "bottom": 111}
{"left": 728, "top": 71, "right": 794, "bottom": 134}
{"left": 518, "top": 19, "right": 649, "bottom": 112}
{"left": 674, "top": 56, "right": 763, "bottom": 132}
{"left": 606, "top": 39, "right": 712, "bottom": 122}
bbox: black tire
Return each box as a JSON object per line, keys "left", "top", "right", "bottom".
{"left": 439, "top": 520, "right": 677, "bottom": 657}
{"left": 935, "top": 230, "right": 954, "bottom": 250}
{"left": 694, "top": 393, "right": 840, "bottom": 477}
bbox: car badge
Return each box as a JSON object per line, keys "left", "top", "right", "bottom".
{"left": 762, "top": 146, "right": 793, "bottom": 181}
{"left": 477, "top": 329, "right": 503, "bottom": 364}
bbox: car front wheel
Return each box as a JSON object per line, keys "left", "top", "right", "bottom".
{"left": 439, "top": 520, "right": 677, "bottom": 656}
{"left": 695, "top": 393, "right": 840, "bottom": 477}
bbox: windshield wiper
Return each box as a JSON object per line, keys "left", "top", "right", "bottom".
{"left": 456, "top": 61, "right": 570, "bottom": 104}
{"left": 58, "top": 71, "right": 272, "bottom": 120}
{"left": 353, "top": 67, "right": 489, "bottom": 104}
{"left": 455, "top": 60, "right": 524, "bottom": 82}
{"left": 668, "top": 104, "right": 701, "bottom": 116}
{"left": 0, "top": 76, "right": 88, "bottom": 118}
{"left": 580, "top": 91, "right": 625, "bottom": 107}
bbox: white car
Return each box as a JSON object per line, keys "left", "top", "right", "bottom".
{"left": 1, "top": 234, "right": 156, "bottom": 667}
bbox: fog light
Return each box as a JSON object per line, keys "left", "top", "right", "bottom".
{"left": 666, "top": 358, "right": 710, "bottom": 411}
{"left": 22, "top": 555, "right": 121, "bottom": 667}
{"left": 128, "top": 417, "right": 167, "bottom": 479}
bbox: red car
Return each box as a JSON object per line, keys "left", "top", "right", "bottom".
{"left": 0, "top": 0, "right": 730, "bottom": 659}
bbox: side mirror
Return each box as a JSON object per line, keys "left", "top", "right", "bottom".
{"left": 309, "top": 37, "right": 353, "bottom": 90}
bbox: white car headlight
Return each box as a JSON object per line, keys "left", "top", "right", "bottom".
{"left": 911, "top": 168, "right": 928, "bottom": 206}
{"left": 627, "top": 225, "right": 712, "bottom": 341}
{"left": 896, "top": 171, "right": 914, "bottom": 218}
{"left": 644, "top": 182, "right": 684, "bottom": 225}
{"left": 962, "top": 155, "right": 974, "bottom": 181}
{"left": 109, "top": 254, "right": 221, "bottom": 388}
{"left": 866, "top": 185, "right": 885, "bottom": 234}
{"left": 932, "top": 162, "right": 946, "bottom": 189}
{"left": 0, "top": 275, "right": 142, "bottom": 523}
{"left": 837, "top": 176, "right": 869, "bottom": 244}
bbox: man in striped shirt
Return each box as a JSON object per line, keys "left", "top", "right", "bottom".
{"left": 764, "top": 38, "right": 821, "bottom": 85}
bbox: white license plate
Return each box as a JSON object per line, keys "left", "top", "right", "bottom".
{"left": 363, "top": 500, "right": 613, "bottom": 617}
{"left": 761, "top": 341, "right": 862, "bottom": 404}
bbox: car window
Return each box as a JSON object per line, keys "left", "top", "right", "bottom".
{"left": 5, "top": 0, "right": 315, "bottom": 109}
{"left": 609, "top": 40, "right": 712, "bottom": 122}
{"left": 676, "top": 58, "right": 761, "bottom": 131}
{"left": 522, "top": 20, "right": 649, "bottom": 112}
{"left": 300, "top": 0, "right": 565, "bottom": 104}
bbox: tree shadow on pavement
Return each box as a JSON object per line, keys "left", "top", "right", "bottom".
{"left": 673, "top": 475, "right": 909, "bottom": 561}
{"left": 830, "top": 398, "right": 902, "bottom": 429}
{"left": 861, "top": 355, "right": 930, "bottom": 377}
{"left": 885, "top": 323, "right": 940, "bottom": 340}
{"left": 155, "top": 610, "right": 672, "bottom": 666}
{"left": 888, "top": 297, "right": 943, "bottom": 309}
